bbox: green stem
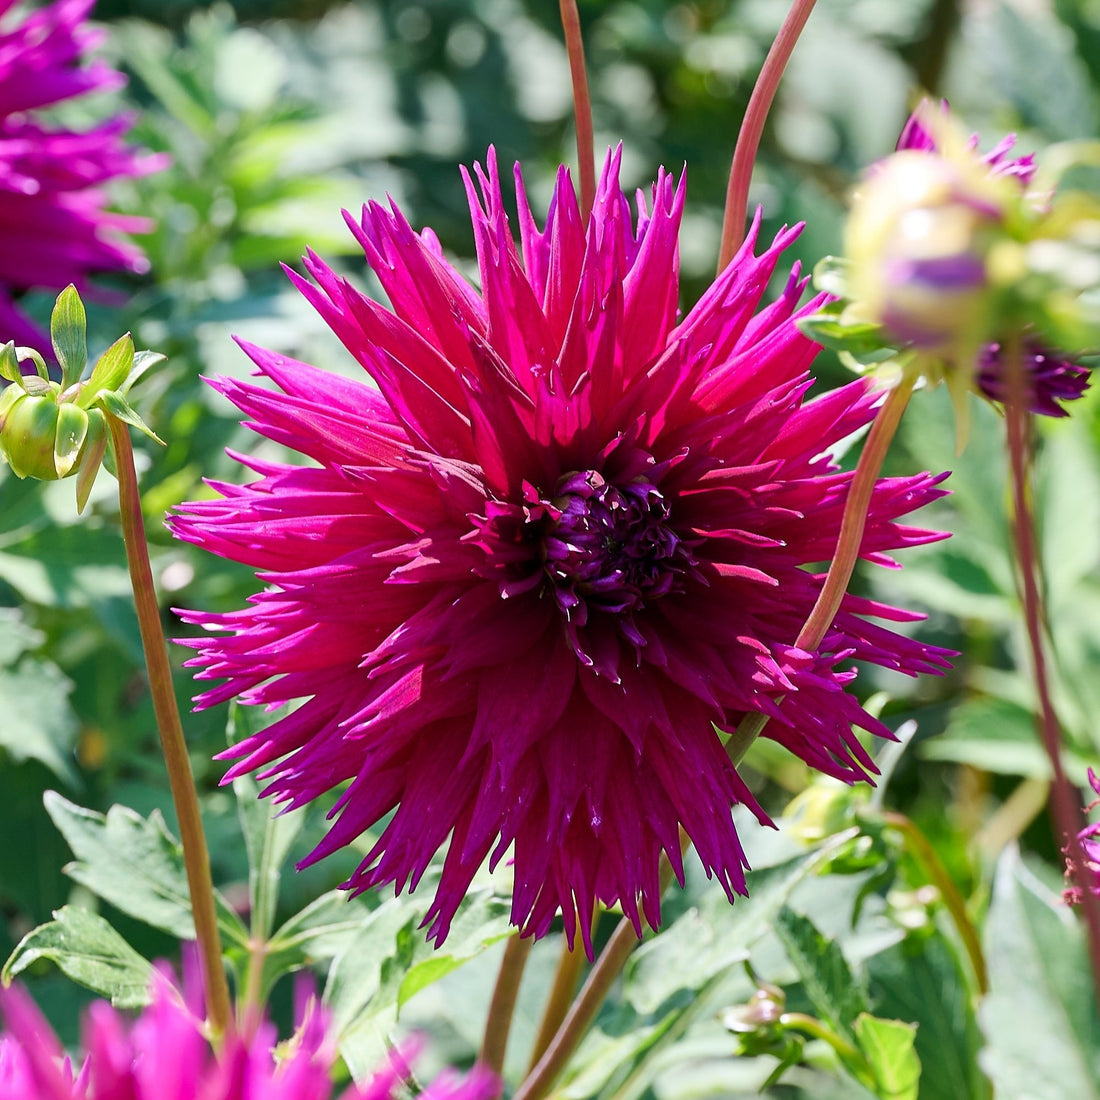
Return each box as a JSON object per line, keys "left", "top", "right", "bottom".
{"left": 526, "top": 924, "right": 589, "bottom": 1075}
{"left": 106, "top": 416, "right": 232, "bottom": 1036}
{"left": 1003, "top": 340, "right": 1100, "bottom": 1000}
{"left": 717, "top": 0, "right": 818, "bottom": 271}
{"left": 514, "top": 849, "right": 681, "bottom": 1100}
{"left": 779, "top": 1012, "right": 866, "bottom": 1069}
{"left": 559, "top": 0, "right": 595, "bottom": 224}
{"left": 725, "top": 376, "right": 915, "bottom": 766}
{"left": 480, "top": 932, "right": 533, "bottom": 1076}
{"left": 880, "top": 810, "right": 987, "bottom": 993}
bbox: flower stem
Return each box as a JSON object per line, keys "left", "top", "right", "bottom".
{"left": 1003, "top": 345, "right": 1100, "bottom": 999}
{"left": 480, "top": 932, "right": 532, "bottom": 1076}
{"left": 725, "top": 375, "right": 915, "bottom": 765}
{"left": 879, "top": 810, "right": 987, "bottom": 993}
{"left": 559, "top": 0, "right": 595, "bottom": 224}
{"left": 717, "top": 0, "right": 818, "bottom": 271}
{"left": 514, "top": 849, "right": 682, "bottom": 1100}
{"left": 526, "top": 924, "right": 589, "bottom": 1074}
{"left": 106, "top": 416, "right": 232, "bottom": 1037}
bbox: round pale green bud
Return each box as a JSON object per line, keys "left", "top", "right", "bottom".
{"left": 0, "top": 386, "right": 101, "bottom": 481}
{"left": 845, "top": 149, "right": 1015, "bottom": 355}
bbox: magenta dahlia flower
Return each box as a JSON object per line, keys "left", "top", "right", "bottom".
{"left": 171, "top": 148, "right": 952, "bottom": 949}
{"left": 0, "top": 972, "right": 496, "bottom": 1100}
{"left": 894, "top": 102, "right": 1090, "bottom": 416}
{"left": 0, "top": 0, "right": 166, "bottom": 350}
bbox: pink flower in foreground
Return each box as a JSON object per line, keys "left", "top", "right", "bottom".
{"left": 0, "top": 972, "right": 496, "bottom": 1100}
{"left": 0, "top": 0, "right": 166, "bottom": 350}
{"left": 1065, "top": 768, "right": 1100, "bottom": 906}
{"left": 171, "top": 148, "right": 952, "bottom": 949}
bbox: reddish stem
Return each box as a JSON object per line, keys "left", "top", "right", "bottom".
{"left": 107, "top": 416, "right": 232, "bottom": 1036}
{"left": 559, "top": 0, "right": 595, "bottom": 224}
{"left": 717, "top": 0, "right": 818, "bottom": 271}
{"left": 1003, "top": 353, "right": 1100, "bottom": 999}
{"left": 480, "top": 933, "right": 532, "bottom": 1076}
{"left": 726, "top": 375, "right": 915, "bottom": 765}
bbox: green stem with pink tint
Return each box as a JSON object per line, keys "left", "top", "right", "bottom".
{"left": 526, "top": 925, "right": 589, "bottom": 1074}
{"left": 560, "top": 0, "right": 596, "bottom": 224}
{"left": 880, "top": 810, "right": 987, "bottom": 992}
{"left": 480, "top": 932, "right": 532, "bottom": 1076}
{"left": 717, "top": 0, "right": 818, "bottom": 271}
{"left": 725, "top": 373, "right": 916, "bottom": 766}
{"left": 106, "top": 415, "right": 232, "bottom": 1037}
{"left": 1002, "top": 337, "right": 1100, "bottom": 999}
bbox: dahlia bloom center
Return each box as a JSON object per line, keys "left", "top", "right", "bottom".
{"left": 532, "top": 468, "right": 689, "bottom": 621}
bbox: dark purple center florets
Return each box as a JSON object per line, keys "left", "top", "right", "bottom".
{"left": 534, "top": 470, "right": 687, "bottom": 621}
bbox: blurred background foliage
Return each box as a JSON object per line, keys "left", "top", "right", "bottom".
{"left": 1, "top": 0, "right": 1099, "bottom": 1092}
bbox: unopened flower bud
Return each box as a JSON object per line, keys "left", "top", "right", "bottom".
{"left": 0, "top": 382, "right": 106, "bottom": 482}
{"left": 846, "top": 150, "right": 1013, "bottom": 355}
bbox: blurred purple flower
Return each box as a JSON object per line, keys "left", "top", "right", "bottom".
{"left": 0, "top": 970, "right": 497, "bottom": 1100}
{"left": 0, "top": 0, "right": 167, "bottom": 350}
{"left": 1065, "top": 768, "right": 1100, "bottom": 906}
{"left": 896, "top": 101, "right": 1090, "bottom": 416}
{"left": 171, "top": 149, "right": 951, "bottom": 950}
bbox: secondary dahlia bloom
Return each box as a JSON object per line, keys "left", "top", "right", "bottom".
{"left": 172, "top": 148, "right": 951, "bottom": 949}
{"left": 0, "top": 0, "right": 165, "bottom": 351}
{"left": 0, "top": 972, "right": 496, "bottom": 1100}
{"left": 1065, "top": 768, "right": 1100, "bottom": 906}
{"left": 889, "top": 103, "right": 1090, "bottom": 416}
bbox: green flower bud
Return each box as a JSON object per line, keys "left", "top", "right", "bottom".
{"left": 845, "top": 149, "right": 1014, "bottom": 357}
{"left": 0, "top": 384, "right": 104, "bottom": 482}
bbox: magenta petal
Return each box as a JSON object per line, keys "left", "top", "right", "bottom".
{"left": 173, "top": 149, "right": 951, "bottom": 949}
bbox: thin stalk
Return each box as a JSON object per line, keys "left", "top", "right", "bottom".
{"left": 480, "top": 933, "right": 533, "bottom": 1076}
{"left": 725, "top": 375, "right": 916, "bottom": 765}
{"left": 526, "top": 923, "right": 590, "bottom": 1074}
{"left": 514, "top": 849, "right": 681, "bottom": 1100}
{"left": 559, "top": 0, "right": 595, "bottom": 224}
{"left": 1003, "top": 345, "right": 1100, "bottom": 998}
{"left": 880, "top": 811, "right": 987, "bottom": 993}
{"left": 717, "top": 0, "right": 818, "bottom": 271}
{"left": 107, "top": 416, "right": 232, "bottom": 1036}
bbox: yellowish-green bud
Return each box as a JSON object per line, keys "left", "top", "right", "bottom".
{"left": 846, "top": 149, "right": 1015, "bottom": 357}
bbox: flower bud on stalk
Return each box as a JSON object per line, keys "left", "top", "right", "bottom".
{"left": 845, "top": 148, "right": 1014, "bottom": 359}
{"left": 0, "top": 285, "right": 162, "bottom": 510}
{"left": 803, "top": 105, "right": 1100, "bottom": 438}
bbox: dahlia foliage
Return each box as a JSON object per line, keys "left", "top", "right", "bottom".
{"left": 171, "top": 148, "right": 952, "bottom": 949}
{"left": 0, "top": 972, "right": 496, "bottom": 1100}
{"left": 0, "top": 0, "right": 163, "bottom": 350}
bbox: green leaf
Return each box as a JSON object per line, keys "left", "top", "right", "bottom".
{"left": 53, "top": 402, "right": 89, "bottom": 478}
{"left": 121, "top": 350, "right": 168, "bottom": 394}
{"left": 75, "top": 411, "right": 108, "bottom": 514}
{"left": 0, "top": 341, "right": 22, "bottom": 384}
{"left": 773, "top": 905, "right": 870, "bottom": 1043}
{"left": 80, "top": 334, "right": 134, "bottom": 408}
{"left": 0, "top": 613, "right": 79, "bottom": 784}
{"left": 327, "top": 885, "right": 512, "bottom": 1079}
{"left": 229, "top": 701, "right": 303, "bottom": 940}
{"left": 867, "top": 933, "right": 988, "bottom": 1100}
{"left": 979, "top": 846, "right": 1100, "bottom": 1099}
{"left": 2, "top": 906, "right": 154, "bottom": 1008}
{"left": 854, "top": 1013, "right": 921, "bottom": 1100}
{"left": 50, "top": 286, "right": 86, "bottom": 391}
{"left": 44, "top": 793, "right": 248, "bottom": 947}
{"left": 99, "top": 391, "right": 164, "bottom": 446}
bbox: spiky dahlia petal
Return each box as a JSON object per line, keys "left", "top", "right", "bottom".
{"left": 0, "top": 971, "right": 496, "bottom": 1100}
{"left": 172, "top": 148, "right": 952, "bottom": 946}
